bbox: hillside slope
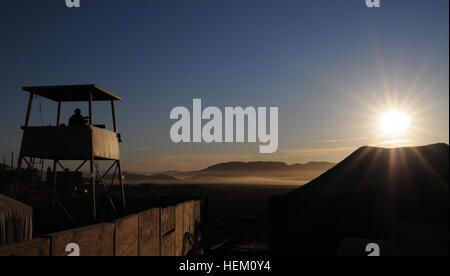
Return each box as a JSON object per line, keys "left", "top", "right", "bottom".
{"left": 270, "top": 143, "right": 449, "bottom": 255}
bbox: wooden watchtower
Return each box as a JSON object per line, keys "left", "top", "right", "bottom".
{"left": 14, "top": 84, "right": 126, "bottom": 219}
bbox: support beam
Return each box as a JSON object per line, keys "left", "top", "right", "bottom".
{"left": 111, "top": 99, "right": 125, "bottom": 208}
{"left": 110, "top": 163, "right": 118, "bottom": 188}
{"left": 41, "top": 183, "right": 77, "bottom": 227}
{"left": 111, "top": 100, "right": 117, "bottom": 133}
{"left": 39, "top": 158, "right": 44, "bottom": 184}
{"left": 93, "top": 162, "right": 117, "bottom": 211}
{"left": 101, "top": 161, "right": 117, "bottom": 181}
{"left": 117, "top": 161, "right": 126, "bottom": 208}
{"left": 56, "top": 160, "right": 66, "bottom": 171}
{"left": 24, "top": 93, "right": 34, "bottom": 128}
{"left": 74, "top": 160, "right": 87, "bottom": 172}
{"left": 89, "top": 91, "right": 93, "bottom": 126}
{"left": 14, "top": 93, "right": 33, "bottom": 197}
{"left": 56, "top": 101, "right": 61, "bottom": 126}
{"left": 12, "top": 156, "right": 21, "bottom": 198}
{"left": 89, "top": 90, "right": 96, "bottom": 219}
{"left": 52, "top": 160, "right": 58, "bottom": 207}
{"left": 90, "top": 157, "right": 96, "bottom": 219}
{"left": 54, "top": 196, "right": 77, "bottom": 226}
{"left": 22, "top": 157, "right": 31, "bottom": 168}
{"left": 112, "top": 100, "right": 125, "bottom": 208}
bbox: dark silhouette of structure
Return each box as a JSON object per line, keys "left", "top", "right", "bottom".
{"left": 13, "top": 84, "right": 126, "bottom": 220}
{"left": 270, "top": 144, "right": 449, "bottom": 256}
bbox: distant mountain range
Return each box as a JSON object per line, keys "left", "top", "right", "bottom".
{"left": 195, "top": 161, "right": 335, "bottom": 178}
{"left": 270, "top": 143, "right": 449, "bottom": 255}
{"left": 120, "top": 161, "right": 336, "bottom": 182}
{"left": 146, "top": 173, "right": 179, "bottom": 181}
{"left": 121, "top": 172, "right": 179, "bottom": 181}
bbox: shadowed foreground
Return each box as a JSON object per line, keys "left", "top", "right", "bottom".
{"left": 270, "top": 144, "right": 449, "bottom": 256}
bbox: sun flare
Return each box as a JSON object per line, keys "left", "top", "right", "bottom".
{"left": 379, "top": 110, "right": 411, "bottom": 137}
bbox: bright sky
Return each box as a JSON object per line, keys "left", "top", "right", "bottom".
{"left": 0, "top": 0, "right": 448, "bottom": 173}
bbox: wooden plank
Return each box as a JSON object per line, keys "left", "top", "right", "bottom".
{"left": 193, "top": 200, "right": 201, "bottom": 231}
{"left": 161, "top": 232, "right": 175, "bottom": 256}
{"left": 161, "top": 206, "right": 175, "bottom": 236}
{"left": 115, "top": 214, "right": 139, "bottom": 256}
{"left": 49, "top": 223, "right": 114, "bottom": 256}
{"left": 183, "top": 201, "right": 193, "bottom": 253}
{"left": 175, "top": 203, "right": 184, "bottom": 256}
{"left": 139, "top": 208, "right": 161, "bottom": 256}
{"left": 193, "top": 199, "right": 203, "bottom": 241}
{"left": 188, "top": 201, "right": 194, "bottom": 234}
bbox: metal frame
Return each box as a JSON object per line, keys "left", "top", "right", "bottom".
{"left": 13, "top": 86, "right": 126, "bottom": 221}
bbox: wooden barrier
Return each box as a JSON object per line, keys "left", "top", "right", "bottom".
{"left": 139, "top": 208, "right": 160, "bottom": 256}
{"left": 182, "top": 201, "right": 193, "bottom": 254}
{"left": 175, "top": 203, "right": 184, "bottom": 256}
{"left": 161, "top": 206, "right": 175, "bottom": 236}
{"left": 0, "top": 238, "right": 50, "bottom": 256}
{"left": 337, "top": 238, "right": 395, "bottom": 256}
{"left": 193, "top": 200, "right": 201, "bottom": 235}
{"left": 48, "top": 223, "right": 115, "bottom": 256}
{"left": 183, "top": 201, "right": 191, "bottom": 235}
{"left": 161, "top": 231, "right": 175, "bottom": 256}
{"left": 115, "top": 214, "right": 139, "bottom": 256}
{"left": 160, "top": 206, "right": 175, "bottom": 256}
{"left": 2, "top": 199, "right": 204, "bottom": 257}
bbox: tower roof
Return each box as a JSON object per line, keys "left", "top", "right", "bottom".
{"left": 22, "top": 84, "right": 121, "bottom": 102}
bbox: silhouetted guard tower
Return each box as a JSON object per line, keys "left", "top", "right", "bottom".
{"left": 14, "top": 84, "right": 126, "bottom": 219}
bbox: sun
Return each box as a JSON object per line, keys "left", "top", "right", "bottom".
{"left": 379, "top": 110, "right": 411, "bottom": 137}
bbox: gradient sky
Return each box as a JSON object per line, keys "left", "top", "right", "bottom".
{"left": 0, "top": 0, "right": 448, "bottom": 173}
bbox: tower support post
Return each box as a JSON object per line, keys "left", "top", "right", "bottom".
{"left": 90, "top": 157, "right": 96, "bottom": 219}
{"left": 13, "top": 93, "right": 34, "bottom": 198}
{"left": 51, "top": 159, "right": 57, "bottom": 207}
{"left": 117, "top": 161, "right": 126, "bottom": 208}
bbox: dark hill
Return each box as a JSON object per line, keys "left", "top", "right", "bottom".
{"left": 269, "top": 143, "right": 449, "bottom": 255}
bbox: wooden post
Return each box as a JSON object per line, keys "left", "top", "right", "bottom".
{"left": 111, "top": 100, "right": 117, "bottom": 133}
{"left": 24, "top": 93, "right": 34, "bottom": 128}
{"left": 14, "top": 92, "right": 34, "bottom": 197}
{"left": 56, "top": 101, "right": 61, "bottom": 126}
{"left": 11, "top": 152, "right": 14, "bottom": 169}
{"left": 111, "top": 100, "right": 126, "bottom": 208}
{"left": 52, "top": 160, "right": 57, "bottom": 207}
{"left": 117, "top": 161, "right": 126, "bottom": 208}
{"left": 111, "top": 100, "right": 125, "bottom": 208}
{"left": 89, "top": 92, "right": 93, "bottom": 126}
{"left": 50, "top": 101, "right": 62, "bottom": 205}
{"left": 90, "top": 157, "right": 96, "bottom": 219}
{"left": 89, "top": 91, "right": 96, "bottom": 219}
